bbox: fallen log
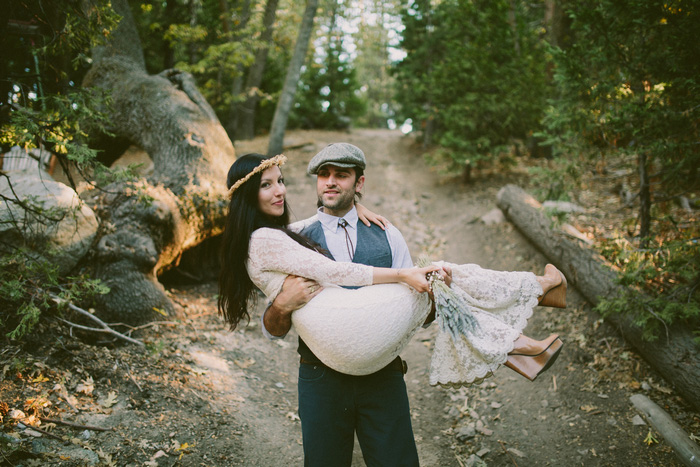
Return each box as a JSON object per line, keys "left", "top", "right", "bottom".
{"left": 496, "top": 184, "right": 700, "bottom": 412}
{"left": 630, "top": 394, "right": 700, "bottom": 467}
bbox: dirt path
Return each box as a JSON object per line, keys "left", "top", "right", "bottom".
{"left": 3, "top": 129, "right": 696, "bottom": 466}
{"left": 226, "top": 129, "right": 691, "bottom": 466}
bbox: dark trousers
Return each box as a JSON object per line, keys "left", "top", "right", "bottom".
{"left": 298, "top": 359, "right": 420, "bottom": 467}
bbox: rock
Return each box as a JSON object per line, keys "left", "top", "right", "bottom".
{"left": 480, "top": 208, "right": 505, "bottom": 225}
{"left": 542, "top": 200, "right": 585, "bottom": 214}
{"left": 631, "top": 414, "right": 647, "bottom": 426}
{"left": 466, "top": 454, "right": 487, "bottom": 467}
{"left": 8, "top": 409, "right": 25, "bottom": 420}
{"left": 0, "top": 169, "right": 98, "bottom": 273}
{"left": 455, "top": 425, "right": 476, "bottom": 442}
{"left": 110, "top": 145, "right": 154, "bottom": 176}
{"left": 0, "top": 432, "right": 20, "bottom": 444}
{"left": 33, "top": 439, "right": 100, "bottom": 465}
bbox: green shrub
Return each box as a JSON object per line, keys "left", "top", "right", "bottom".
{"left": 595, "top": 234, "right": 700, "bottom": 343}
{"left": 0, "top": 251, "right": 109, "bottom": 341}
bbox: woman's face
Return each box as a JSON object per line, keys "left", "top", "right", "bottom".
{"left": 257, "top": 166, "right": 286, "bottom": 217}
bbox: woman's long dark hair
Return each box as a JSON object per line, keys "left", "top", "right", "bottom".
{"left": 217, "top": 153, "right": 317, "bottom": 330}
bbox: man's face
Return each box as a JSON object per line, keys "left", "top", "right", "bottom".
{"left": 316, "top": 165, "right": 365, "bottom": 217}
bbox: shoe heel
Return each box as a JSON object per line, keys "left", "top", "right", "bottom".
{"left": 539, "top": 270, "right": 567, "bottom": 308}
{"left": 505, "top": 337, "right": 563, "bottom": 381}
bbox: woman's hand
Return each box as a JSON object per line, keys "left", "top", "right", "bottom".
{"left": 356, "top": 203, "right": 390, "bottom": 230}
{"left": 437, "top": 264, "right": 452, "bottom": 287}
{"left": 278, "top": 275, "right": 324, "bottom": 311}
{"left": 265, "top": 275, "right": 323, "bottom": 337}
{"left": 398, "top": 265, "right": 440, "bottom": 293}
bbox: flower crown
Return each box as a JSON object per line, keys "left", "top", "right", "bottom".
{"left": 228, "top": 154, "right": 287, "bottom": 197}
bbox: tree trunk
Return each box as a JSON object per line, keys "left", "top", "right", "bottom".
{"left": 188, "top": 0, "right": 200, "bottom": 65}
{"left": 163, "top": 0, "right": 177, "bottom": 69}
{"left": 638, "top": 151, "right": 651, "bottom": 247}
{"left": 81, "top": 0, "right": 235, "bottom": 324}
{"left": 507, "top": 0, "right": 521, "bottom": 57}
{"left": 496, "top": 184, "right": 700, "bottom": 412}
{"left": 238, "top": 0, "right": 280, "bottom": 140}
{"left": 224, "top": 0, "right": 252, "bottom": 140}
{"left": 267, "top": 0, "right": 318, "bottom": 156}
{"left": 544, "top": 0, "right": 570, "bottom": 49}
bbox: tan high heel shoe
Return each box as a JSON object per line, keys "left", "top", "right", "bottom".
{"left": 505, "top": 334, "right": 563, "bottom": 381}
{"left": 539, "top": 267, "right": 567, "bottom": 309}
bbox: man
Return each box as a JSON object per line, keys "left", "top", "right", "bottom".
{"left": 263, "top": 143, "right": 423, "bottom": 466}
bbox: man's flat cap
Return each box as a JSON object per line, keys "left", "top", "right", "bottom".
{"left": 307, "top": 143, "right": 366, "bottom": 175}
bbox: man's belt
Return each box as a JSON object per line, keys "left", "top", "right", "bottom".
{"left": 300, "top": 356, "right": 408, "bottom": 375}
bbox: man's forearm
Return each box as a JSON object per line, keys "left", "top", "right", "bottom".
{"left": 263, "top": 302, "right": 294, "bottom": 337}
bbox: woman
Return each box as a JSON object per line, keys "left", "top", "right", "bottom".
{"left": 218, "top": 153, "right": 567, "bottom": 386}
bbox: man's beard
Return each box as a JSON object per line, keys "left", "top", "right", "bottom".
{"left": 319, "top": 190, "right": 355, "bottom": 212}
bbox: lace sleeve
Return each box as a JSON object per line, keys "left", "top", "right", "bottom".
{"left": 249, "top": 228, "right": 373, "bottom": 286}
{"left": 288, "top": 214, "right": 318, "bottom": 233}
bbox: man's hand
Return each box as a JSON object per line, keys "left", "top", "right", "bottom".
{"left": 263, "top": 275, "right": 323, "bottom": 337}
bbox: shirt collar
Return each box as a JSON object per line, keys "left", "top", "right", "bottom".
{"left": 317, "top": 206, "right": 358, "bottom": 233}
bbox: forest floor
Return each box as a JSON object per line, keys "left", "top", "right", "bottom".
{"left": 1, "top": 128, "right": 699, "bottom": 466}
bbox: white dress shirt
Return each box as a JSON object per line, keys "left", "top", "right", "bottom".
{"left": 262, "top": 205, "right": 414, "bottom": 339}
{"left": 316, "top": 206, "right": 413, "bottom": 268}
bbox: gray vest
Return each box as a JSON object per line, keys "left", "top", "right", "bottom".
{"left": 297, "top": 219, "right": 393, "bottom": 363}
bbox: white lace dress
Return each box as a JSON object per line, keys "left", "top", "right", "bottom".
{"left": 247, "top": 227, "right": 543, "bottom": 387}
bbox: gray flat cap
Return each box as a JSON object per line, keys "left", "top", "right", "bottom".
{"left": 307, "top": 143, "right": 366, "bottom": 175}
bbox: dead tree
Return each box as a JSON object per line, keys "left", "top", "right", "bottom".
{"left": 81, "top": 0, "right": 234, "bottom": 323}
{"left": 496, "top": 184, "right": 700, "bottom": 412}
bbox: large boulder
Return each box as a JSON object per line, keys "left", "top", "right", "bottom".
{"left": 0, "top": 169, "right": 98, "bottom": 273}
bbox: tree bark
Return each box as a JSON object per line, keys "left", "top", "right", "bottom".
{"left": 638, "top": 151, "right": 651, "bottom": 247}
{"left": 630, "top": 394, "right": 700, "bottom": 467}
{"left": 81, "top": 0, "right": 234, "bottom": 324}
{"left": 224, "top": 0, "right": 252, "bottom": 140}
{"left": 544, "top": 0, "right": 570, "bottom": 49}
{"left": 267, "top": 0, "right": 318, "bottom": 156}
{"left": 496, "top": 184, "right": 700, "bottom": 412}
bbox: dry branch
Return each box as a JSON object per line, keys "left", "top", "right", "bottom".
{"left": 40, "top": 417, "right": 112, "bottom": 432}
{"left": 630, "top": 394, "right": 700, "bottom": 466}
{"left": 50, "top": 293, "right": 145, "bottom": 346}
